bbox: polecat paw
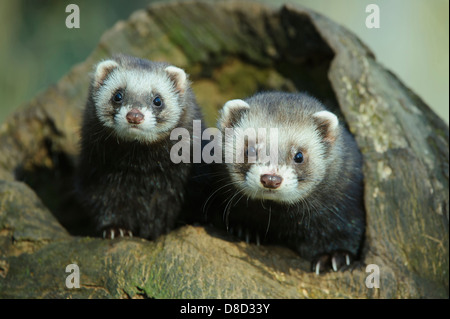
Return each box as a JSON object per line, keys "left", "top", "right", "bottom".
{"left": 102, "top": 227, "right": 133, "bottom": 239}
{"left": 312, "top": 250, "right": 354, "bottom": 275}
{"left": 228, "top": 225, "right": 262, "bottom": 246}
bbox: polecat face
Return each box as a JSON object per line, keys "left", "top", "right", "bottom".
{"left": 91, "top": 56, "right": 188, "bottom": 143}
{"left": 218, "top": 94, "right": 341, "bottom": 205}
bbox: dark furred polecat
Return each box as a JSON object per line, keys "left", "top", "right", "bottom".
{"left": 207, "top": 92, "right": 365, "bottom": 274}
{"left": 77, "top": 54, "right": 202, "bottom": 240}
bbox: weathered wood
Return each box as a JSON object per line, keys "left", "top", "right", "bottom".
{"left": 0, "top": 0, "right": 447, "bottom": 298}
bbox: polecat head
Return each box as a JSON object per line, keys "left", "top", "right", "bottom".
{"left": 91, "top": 54, "right": 189, "bottom": 143}
{"left": 217, "top": 92, "right": 341, "bottom": 205}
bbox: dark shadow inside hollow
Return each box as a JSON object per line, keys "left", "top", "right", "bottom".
{"left": 187, "top": 5, "right": 342, "bottom": 126}
{"left": 14, "top": 139, "right": 94, "bottom": 236}
{"left": 273, "top": 6, "right": 340, "bottom": 112}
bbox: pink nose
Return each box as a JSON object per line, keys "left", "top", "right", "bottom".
{"left": 260, "top": 174, "right": 283, "bottom": 189}
{"left": 126, "top": 109, "right": 144, "bottom": 124}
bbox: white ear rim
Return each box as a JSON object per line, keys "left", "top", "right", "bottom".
{"left": 217, "top": 99, "right": 250, "bottom": 129}
{"left": 94, "top": 59, "right": 119, "bottom": 86}
{"left": 165, "top": 66, "right": 187, "bottom": 93}
{"left": 312, "top": 110, "right": 339, "bottom": 132}
{"left": 221, "top": 99, "right": 250, "bottom": 118}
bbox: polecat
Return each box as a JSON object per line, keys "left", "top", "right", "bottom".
{"left": 77, "top": 54, "right": 202, "bottom": 240}
{"left": 207, "top": 92, "right": 365, "bottom": 274}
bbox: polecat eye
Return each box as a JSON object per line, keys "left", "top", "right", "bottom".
{"left": 153, "top": 96, "right": 162, "bottom": 107}
{"left": 294, "top": 152, "right": 304, "bottom": 163}
{"left": 246, "top": 145, "right": 257, "bottom": 157}
{"left": 112, "top": 91, "right": 124, "bottom": 103}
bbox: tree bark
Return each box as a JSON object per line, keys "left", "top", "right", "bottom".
{"left": 0, "top": 0, "right": 448, "bottom": 298}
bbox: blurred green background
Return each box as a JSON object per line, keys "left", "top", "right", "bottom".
{"left": 0, "top": 0, "right": 448, "bottom": 124}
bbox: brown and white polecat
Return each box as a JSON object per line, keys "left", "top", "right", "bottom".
{"left": 207, "top": 92, "right": 365, "bottom": 274}
{"left": 77, "top": 54, "right": 202, "bottom": 240}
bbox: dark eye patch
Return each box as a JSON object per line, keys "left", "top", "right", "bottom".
{"left": 149, "top": 92, "right": 166, "bottom": 123}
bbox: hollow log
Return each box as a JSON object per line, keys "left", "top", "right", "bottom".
{"left": 0, "top": 0, "right": 448, "bottom": 298}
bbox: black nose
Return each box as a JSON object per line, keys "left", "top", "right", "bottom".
{"left": 260, "top": 174, "right": 283, "bottom": 189}
{"left": 126, "top": 109, "right": 144, "bottom": 124}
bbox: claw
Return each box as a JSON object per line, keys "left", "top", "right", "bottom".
{"left": 102, "top": 227, "right": 133, "bottom": 239}
{"left": 331, "top": 257, "right": 338, "bottom": 272}
{"left": 314, "top": 261, "right": 321, "bottom": 275}
{"left": 311, "top": 250, "right": 355, "bottom": 274}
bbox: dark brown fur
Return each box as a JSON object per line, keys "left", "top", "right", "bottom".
{"left": 206, "top": 92, "right": 365, "bottom": 273}
{"left": 76, "top": 55, "right": 202, "bottom": 239}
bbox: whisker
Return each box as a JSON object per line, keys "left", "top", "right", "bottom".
{"left": 223, "top": 189, "right": 242, "bottom": 230}
{"left": 265, "top": 205, "right": 271, "bottom": 238}
{"left": 202, "top": 180, "right": 242, "bottom": 218}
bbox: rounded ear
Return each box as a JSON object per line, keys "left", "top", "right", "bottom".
{"left": 312, "top": 110, "right": 339, "bottom": 143}
{"left": 218, "top": 99, "right": 250, "bottom": 129}
{"left": 94, "top": 59, "right": 119, "bottom": 87}
{"left": 165, "top": 66, "right": 188, "bottom": 94}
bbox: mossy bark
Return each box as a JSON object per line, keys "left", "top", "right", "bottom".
{"left": 0, "top": 0, "right": 448, "bottom": 298}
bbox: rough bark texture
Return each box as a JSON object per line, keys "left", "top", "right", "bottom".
{"left": 0, "top": 0, "right": 448, "bottom": 298}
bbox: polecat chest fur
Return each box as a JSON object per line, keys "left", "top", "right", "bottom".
{"left": 207, "top": 92, "right": 365, "bottom": 274}
{"left": 77, "top": 54, "right": 202, "bottom": 240}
